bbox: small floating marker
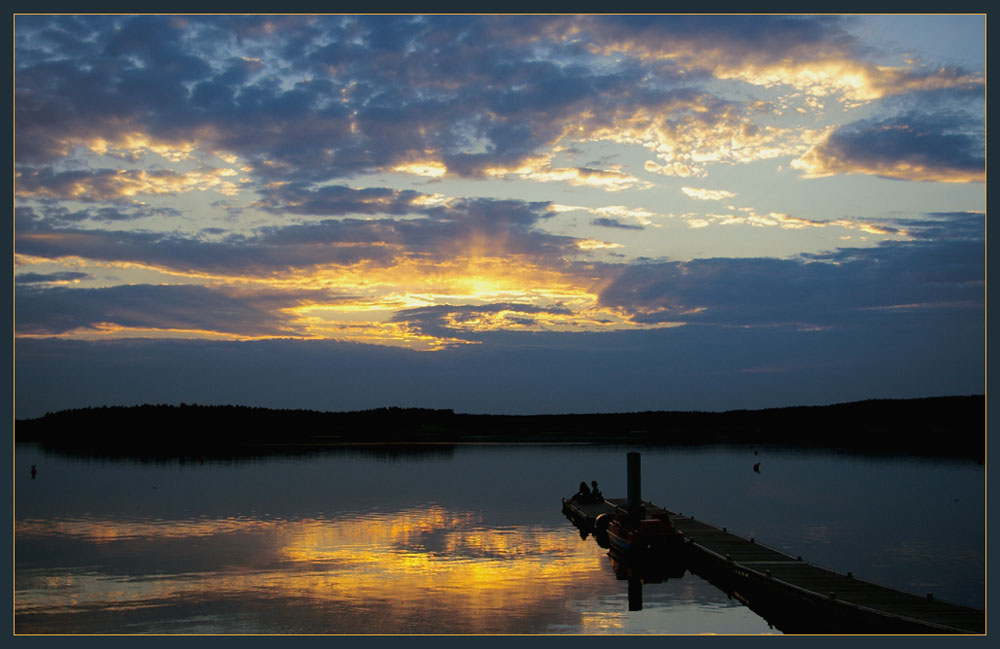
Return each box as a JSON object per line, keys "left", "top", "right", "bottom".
{"left": 723, "top": 527, "right": 727, "bottom": 532}
{"left": 766, "top": 570, "right": 772, "bottom": 578}
{"left": 847, "top": 571, "right": 853, "bottom": 579}
{"left": 927, "top": 593, "right": 934, "bottom": 600}
{"left": 750, "top": 537, "right": 755, "bottom": 543}
{"left": 797, "top": 556, "right": 802, "bottom": 561}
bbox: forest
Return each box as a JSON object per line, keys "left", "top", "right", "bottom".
{"left": 14, "top": 395, "right": 984, "bottom": 461}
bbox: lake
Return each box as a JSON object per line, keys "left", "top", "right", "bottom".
{"left": 14, "top": 443, "right": 984, "bottom": 634}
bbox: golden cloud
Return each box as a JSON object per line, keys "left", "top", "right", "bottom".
{"left": 392, "top": 160, "right": 449, "bottom": 178}
{"left": 17, "top": 248, "right": 679, "bottom": 348}
{"left": 590, "top": 32, "right": 983, "bottom": 103}
{"left": 484, "top": 155, "right": 652, "bottom": 191}
{"left": 681, "top": 187, "right": 737, "bottom": 201}
{"left": 16, "top": 167, "right": 249, "bottom": 202}
{"left": 681, "top": 208, "right": 906, "bottom": 238}
{"left": 581, "top": 106, "right": 827, "bottom": 178}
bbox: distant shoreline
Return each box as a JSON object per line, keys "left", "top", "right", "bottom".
{"left": 14, "top": 395, "right": 984, "bottom": 461}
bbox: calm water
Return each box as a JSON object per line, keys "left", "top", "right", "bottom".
{"left": 14, "top": 443, "right": 984, "bottom": 634}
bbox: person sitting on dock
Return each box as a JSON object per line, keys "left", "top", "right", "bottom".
{"left": 572, "top": 481, "right": 592, "bottom": 502}
{"left": 589, "top": 480, "right": 603, "bottom": 502}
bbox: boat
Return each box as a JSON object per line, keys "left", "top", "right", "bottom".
{"left": 561, "top": 496, "right": 612, "bottom": 531}
{"left": 603, "top": 513, "right": 685, "bottom": 557}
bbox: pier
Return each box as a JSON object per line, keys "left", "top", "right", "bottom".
{"left": 561, "top": 453, "right": 985, "bottom": 635}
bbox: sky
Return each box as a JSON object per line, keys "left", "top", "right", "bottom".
{"left": 13, "top": 14, "right": 986, "bottom": 418}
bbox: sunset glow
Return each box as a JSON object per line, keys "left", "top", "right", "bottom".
{"left": 14, "top": 14, "right": 984, "bottom": 416}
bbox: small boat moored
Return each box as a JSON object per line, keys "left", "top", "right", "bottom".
{"left": 605, "top": 513, "right": 684, "bottom": 557}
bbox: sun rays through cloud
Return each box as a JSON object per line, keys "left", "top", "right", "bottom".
{"left": 14, "top": 13, "right": 984, "bottom": 416}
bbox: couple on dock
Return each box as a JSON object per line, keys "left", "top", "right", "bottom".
{"left": 572, "top": 480, "right": 603, "bottom": 503}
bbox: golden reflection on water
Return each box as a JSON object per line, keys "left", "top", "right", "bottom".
{"left": 17, "top": 516, "right": 278, "bottom": 542}
{"left": 17, "top": 505, "right": 626, "bottom": 633}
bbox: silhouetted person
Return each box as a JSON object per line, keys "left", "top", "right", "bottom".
{"left": 590, "top": 480, "right": 603, "bottom": 502}
{"left": 572, "top": 481, "right": 592, "bottom": 502}
{"left": 753, "top": 462, "right": 760, "bottom": 473}
{"left": 30, "top": 465, "right": 36, "bottom": 479}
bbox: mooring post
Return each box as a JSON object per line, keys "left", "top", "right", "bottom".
{"left": 627, "top": 451, "right": 643, "bottom": 519}
{"left": 628, "top": 577, "right": 643, "bottom": 611}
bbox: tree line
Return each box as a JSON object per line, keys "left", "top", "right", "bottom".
{"left": 14, "top": 396, "right": 984, "bottom": 460}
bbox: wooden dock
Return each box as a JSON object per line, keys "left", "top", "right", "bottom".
{"left": 562, "top": 497, "right": 985, "bottom": 634}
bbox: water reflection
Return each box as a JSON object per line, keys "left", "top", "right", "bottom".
{"left": 15, "top": 443, "right": 982, "bottom": 634}
{"left": 607, "top": 551, "right": 689, "bottom": 612}
{"left": 34, "top": 442, "right": 458, "bottom": 464}
{"left": 17, "top": 505, "right": 772, "bottom": 634}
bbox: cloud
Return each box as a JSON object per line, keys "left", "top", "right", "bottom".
{"left": 792, "top": 112, "right": 985, "bottom": 183}
{"left": 676, "top": 207, "right": 903, "bottom": 236}
{"left": 10, "top": 15, "right": 985, "bottom": 419}
{"left": 481, "top": 155, "right": 653, "bottom": 191}
{"left": 15, "top": 166, "right": 249, "bottom": 202}
{"left": 253, "top": 183, "right": 431, "bottom": 217}
{"left": 598, "top": 231, "right": 983, "bottom": 329}
{"left": 14, "top": 205, "right": 177, "bottom": 230}
{"left": 890, "top": 211, "right": 984, "bottom": 242}
{"left": 15, "top": 193, "right": 633, "bottom": 349}
{"left": 13, "top": 14, "right": 837, "bottom": 190}
{"left": 681, "top": 187, "right": 737, "bottom": 201}
{"left": 15, "top": 283, "right": 342, "bottom": 337}
{"left": 586, "top": 95, "right": 824, "bottom": 179}
{"left": 14, "top": 320, "right": 985, "bottom": 419}
{"left": 15, "top": 196, "right": 576, "bottom": 279}
{"left": 390, "top": 303, "right": 574, "bottom": 341}
{"left": 15, "top": 271, "right": 91, "bottom": 285}
{"left": 591, "top": 218, "right": 644, "bottom": 230}
{"left": 569, "top": 15, "right": 983, "bottom": 102}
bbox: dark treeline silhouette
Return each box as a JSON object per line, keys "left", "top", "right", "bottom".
{"left": 14, "top": 396, "right": 984, "bottom": 460}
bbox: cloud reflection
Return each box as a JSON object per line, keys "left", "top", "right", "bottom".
{"left": 17, "top": 506, "right": 628, "bottom": 633}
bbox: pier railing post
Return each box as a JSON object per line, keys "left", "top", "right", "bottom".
{"left": 627, "top": 451, "right": 643, "bottom": 519}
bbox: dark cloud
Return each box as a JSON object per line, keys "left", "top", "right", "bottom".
{"left": 15, "top": 222, "right": 398, "bottom": 276}
{"left": 15, "top": 14, "right": 982, "bottom": 187}
{"left": 15, "top": 284, "right": 341, "bottom": 337}
{"left": 254, "top": 184, "right": 428, "bottom": 217}
{"left": 14, "top": 319, "right": 984, "bottom": 419}
{"left": 13, "top": 14, "right": 721, "bottom": 183}
{"left": 795, "top": 112, "right": 985, "bottom": 182}
{"left": 14, "top": 204, "right": 180, "bottom": 230}
{"left": 15, "top": 166, "right": 236, "bottom": 203}
{"left": 598, "top": 235, "right": 984, "bottom": 329}
{"left": 15, "top": 196, "right": 571, "bottom": 276}
{"left": 892, "top": 211, "right": 985, "bottom": 242}
{"left": 253, "top": 197, "right": 570, "bottom": 262}
{"left": 591, "top": 217, "right": 644, "bottom": 230}
{"left": 565, "top": 14, "right": 983, "bottom": 102}
{"left": 570, "top": 14, "right": 856, "bottom": 63}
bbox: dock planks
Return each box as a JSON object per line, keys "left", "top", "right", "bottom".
{"left": 561, "top": 497, "right": 984, "bottom": 634}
